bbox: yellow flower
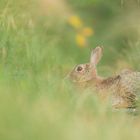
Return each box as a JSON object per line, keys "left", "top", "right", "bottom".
{"left": 76, "top": 34, "right": 87, "bottom": 47}
{"left": 68, "top": 16, "right": 82, "bottom": 29}
{"left": 82, "top": 27, "right": 94, "bottom": 37}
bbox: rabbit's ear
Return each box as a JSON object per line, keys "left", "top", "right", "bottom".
{"left": 90, "top": 46, "right": 103, "bottom": 67}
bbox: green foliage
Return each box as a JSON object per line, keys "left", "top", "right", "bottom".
{"left": 0, "top": 0, "right": 140, "bottom": 140}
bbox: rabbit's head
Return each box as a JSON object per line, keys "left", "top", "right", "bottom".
{"left": 69, "top": 46, "right": 103, "bottom": 83}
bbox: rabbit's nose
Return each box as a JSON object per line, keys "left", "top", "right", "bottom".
{"left": 63, "top": 73, "right": 70, "bottom": 80}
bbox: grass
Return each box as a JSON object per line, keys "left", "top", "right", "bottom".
{"left": 0, "top": 0, "right": 140, "bottom": 140}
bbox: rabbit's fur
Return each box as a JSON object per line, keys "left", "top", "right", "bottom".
{"left": 69, "top": 46, "right": 140, "bottom": 109}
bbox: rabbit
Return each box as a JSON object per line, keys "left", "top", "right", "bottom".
{"left": 69, "top": 46, "right": 140, "bottom": 109}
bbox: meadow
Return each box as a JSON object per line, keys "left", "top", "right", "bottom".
{"left": 0, "top": 0, "right": 140, "bottom": 140}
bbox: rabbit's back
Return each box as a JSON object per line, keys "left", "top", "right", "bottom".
{"left": 119, "top": 70, "right": 140, "bottom": 96}
{"left": 111, "top": 70, "right": 140, "bottom": 108}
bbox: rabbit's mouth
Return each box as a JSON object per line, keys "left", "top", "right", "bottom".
{"left": 66, "top": 74, "right": 85, "bottom": 83}
{"left": 71, "top": 76, "right": 94, "bottom": 83}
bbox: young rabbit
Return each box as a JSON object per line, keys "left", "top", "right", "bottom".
{"left": 69, "top": 46, "right": 140, "bottom": 109}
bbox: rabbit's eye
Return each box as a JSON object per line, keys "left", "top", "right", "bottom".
{"left": 76, "top": 66, "right": 83, "bottom": 72}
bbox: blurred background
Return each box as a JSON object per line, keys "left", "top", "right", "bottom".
{"left": 0, "top": 0, "right": 140, "bottom": 140}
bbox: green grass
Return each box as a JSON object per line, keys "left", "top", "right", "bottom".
{"left": 0, "top": 0, "right": 140, "bottom": 140}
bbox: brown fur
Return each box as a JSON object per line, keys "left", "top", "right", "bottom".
{"left": 69, "top": 46, "right": 140, "bottom": 109}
